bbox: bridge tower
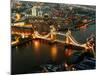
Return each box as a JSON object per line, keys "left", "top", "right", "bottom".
{"left": 65, "top": 37, "right": 71, "bottom": 44}
{"left": 50, "top": 25, "right": 56, "bottom": 41}
{"left": 65, "top": 30, "right": 72, "bottom": 44}
{"left": 64, "top": 30, "right": 73, "bottom": 56}
{"left": 32, "top": 32, "right": 36, "bottom": 39}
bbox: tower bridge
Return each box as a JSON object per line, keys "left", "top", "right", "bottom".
{"left": 33, "top": 29, "right": 87, "bottom": 49}
{"left": 11, "top": 25, "right": 94, "bottom": 52}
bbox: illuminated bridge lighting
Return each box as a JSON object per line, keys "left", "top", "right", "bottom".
{"left": 11, "top": 26, "right": 94, "bottom": 51}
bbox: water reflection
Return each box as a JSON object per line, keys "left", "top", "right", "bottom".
{"left": 33, "top": 40, "right": 40, "bottom": 50}
{"left": 64, "top": 48, "right": 72, "bottom": 56}
{"left": 15, "top": 46, "right": 18, "bottom": 51}
{"left": 51, "top": 45, "right": 57, "bottom": 61}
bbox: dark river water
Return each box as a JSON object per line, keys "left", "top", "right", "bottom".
{"left": 12, "top": 39, "right": 66, "bottom": 74}
{"left": 11, "top": 25, "right": 95, "bottom": 74}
